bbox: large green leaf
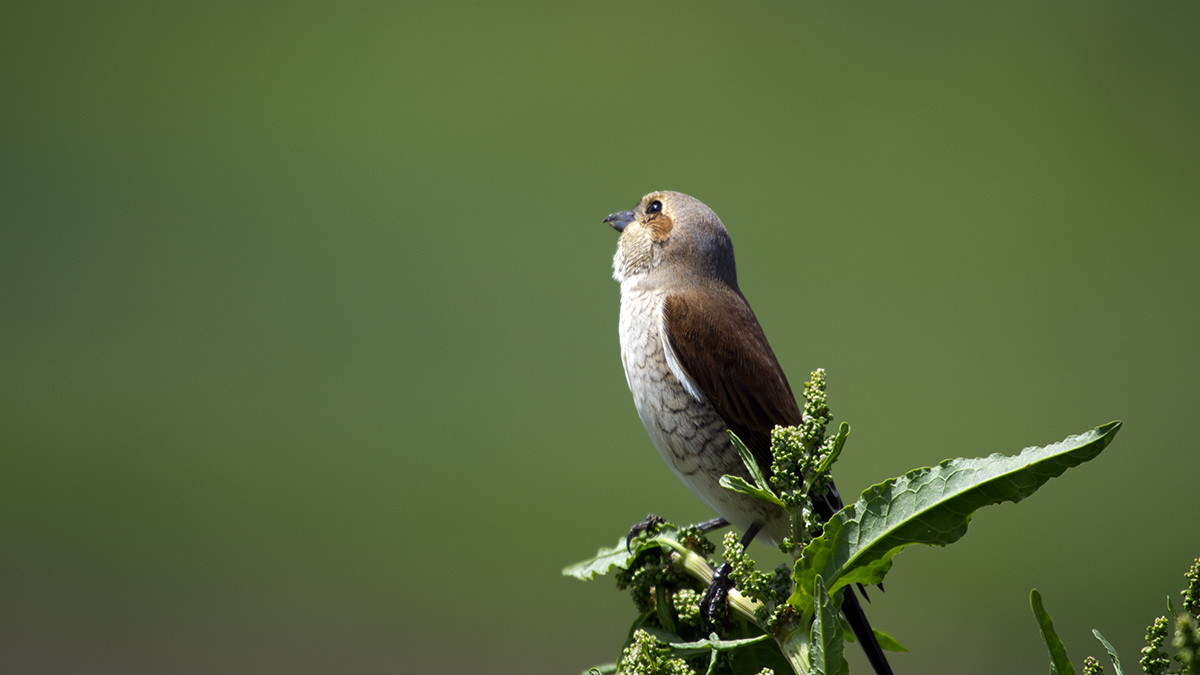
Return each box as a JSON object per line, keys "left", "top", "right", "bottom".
{"left": 791, "top": 422, "right": 1120, "bottom": 609}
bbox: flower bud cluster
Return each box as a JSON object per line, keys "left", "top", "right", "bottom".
{"left": 619, "top": 630, "right": 694, "bottom": 675}
{"left": 1141, "top": 616, "right": 1171, "bottom": 675}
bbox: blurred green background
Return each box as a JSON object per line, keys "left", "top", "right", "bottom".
{"left": 2, "top": 1, "right": 1198, "bottom": 673}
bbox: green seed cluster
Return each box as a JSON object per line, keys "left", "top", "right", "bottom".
{"left": 722, "top": 532, "right": 772, "bottom": 604}
{"left": 769, "top": 563, "right": 794, "bottom": 606}
{"left": 1175, "top": 613, "right": 1200, "bottom": 675}
{"left": 1184, "top": 557, "right": 1200, "bottom": 619}
{"left": 801, "top": 369, "right": 832, "bottom": 448}
{"left": 769, "top": 370, "right": 840, "bottom": 513}
{"left": 677, "top": 524, "right": 717, "bottom": 557}
{"left": 1142, "top": 616, "right": 1172, "bottom": 675}
{"left": 776, "top": 536, "right": 795, "bottom": 556}
{"left": 616, "top": 549, "right": 689, "bottom": 615}
{"left": 672, "top": 588, "right": 702, "bottom": 627}
{"left": 759, "top": 564, "right": 801, "bottom": 632}
{"left": 768, "top": 425, "right": 812, "bottom": 504}
{"left": 1083, "top": 656, "right": 1104, "bottom": 675}
{"left": 619, "top": 629, "right": 694, "bottom": 675}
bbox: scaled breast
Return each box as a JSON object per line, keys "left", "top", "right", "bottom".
{"left": 618, "top": 289, "right": 739, "bottom": 491}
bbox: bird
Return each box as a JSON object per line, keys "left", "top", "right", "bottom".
{"left": 605, "top": 190, "right": 892, "bottom": 675}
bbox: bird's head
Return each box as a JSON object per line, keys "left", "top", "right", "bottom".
{"left": 606, "top": 191, "right": 738, "bottom": 288}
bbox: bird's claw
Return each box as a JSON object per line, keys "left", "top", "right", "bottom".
{"left": 625, "top": 514, "right": 666, "bottom": 553}
{"left": 700, "top": 562, "right": 733, "bottom": 633}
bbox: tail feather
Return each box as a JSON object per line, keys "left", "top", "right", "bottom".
{"left": 841, "top": 588, "right": 893, "bottom": 675}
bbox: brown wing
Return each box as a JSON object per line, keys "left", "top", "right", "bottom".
{"left": 661, "top": 288, "right": 803, "bottom": 478}
{"left": 662, "top": 287, "right": 848, "bottom": 519}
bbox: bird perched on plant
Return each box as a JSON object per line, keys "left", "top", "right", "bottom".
{"left": 605, "top": 191, "right": 892, "bottom": 675}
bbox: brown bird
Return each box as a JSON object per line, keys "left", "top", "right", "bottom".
{"left": 606, "top": 190, "right": 892, "bottom": 675}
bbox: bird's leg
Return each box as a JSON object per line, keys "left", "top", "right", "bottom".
{"left": 700, "top": 521, "right": 762, "bottom": 631}
{"left": 625, "top": 514, "right": 666, "bottom": 553}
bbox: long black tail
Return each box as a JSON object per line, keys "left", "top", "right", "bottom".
{"left": 840, "top": 587, "right": 893, "bottom": 675}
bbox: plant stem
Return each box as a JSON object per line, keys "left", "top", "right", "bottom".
{"left": 667, "top": 547, "right": 810, "bottom": 675}
{"left": 779, "top": 625, "right": 812, "bottom": 675}
{"left": 667, "top": 548, "right": 762, "bottom": 623}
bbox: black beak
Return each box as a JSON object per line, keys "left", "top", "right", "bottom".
{"left": 604, "top": 210, "right": 635, "bottom": 233}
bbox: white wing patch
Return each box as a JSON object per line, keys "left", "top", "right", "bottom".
{"left": 657, "top": 300, "right": 707, "bottom": 404}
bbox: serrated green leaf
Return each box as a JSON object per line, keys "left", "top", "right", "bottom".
{"left": 562, "top": 538, "right": 634, "bottom": 580}
{"left": 1092, "top": 629, "right": 1125, "bottom": 675}
{"left": 720, "top": 475, "right": 788, "bottom": 507}
{"left": 811, "top": 576, "right": 849, "bottom": 675}
{"left": 564, "top": 525, "right": 682, "bottom": 580}
{"left": 1032, "top": 589, "right": 1076, "bottom": 675}
{"left": 790, "top": 422, "right": 1120, "bottom": 609}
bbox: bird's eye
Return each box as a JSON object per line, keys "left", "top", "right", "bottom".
{"left": 646, "top": 200, "right": 663, "bottom": 214}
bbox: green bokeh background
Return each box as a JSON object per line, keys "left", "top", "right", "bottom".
{"left": 2, "top": 2, "right": 1198, "bottom": 673}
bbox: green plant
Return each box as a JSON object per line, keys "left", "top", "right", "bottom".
{"left": 1031, "top": 557, "right": 1200, "bottom": 675}
{"left": 565, "top": 370, "right": 1121, "bottom": 674}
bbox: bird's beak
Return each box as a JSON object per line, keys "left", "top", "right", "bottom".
{"left": 604, "top": 210, "right": 635, "bottom": 233}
